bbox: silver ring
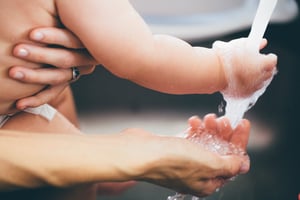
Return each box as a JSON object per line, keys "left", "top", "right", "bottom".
{"left": 70, "top": 67, "right": 80, "bottom": 83}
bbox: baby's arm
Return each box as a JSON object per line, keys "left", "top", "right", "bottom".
{"left": 56, "top": 0, "right": 276, "bottom": 97}
{"left": 56, "top": 0, "right": 225, "bottom": 95}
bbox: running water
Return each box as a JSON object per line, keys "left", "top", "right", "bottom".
{"left": 167, "top": 1, "right": 278, "bottom": 199}
{"left": 223, "top": 0, "right": 278, "bottom": 128}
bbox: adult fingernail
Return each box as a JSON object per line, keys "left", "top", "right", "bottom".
{"left": 13, "top": 71, "right": 25, "bottom": 79}
{"left": 32, "top": 31, "right": 44, "bottom": 41}
{"left": 17, "top": 48, "right": 29, "bottom": 57}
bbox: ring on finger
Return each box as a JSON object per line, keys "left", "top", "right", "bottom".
{"left": 70, "top": 67, "right": 81, "bottom": 83}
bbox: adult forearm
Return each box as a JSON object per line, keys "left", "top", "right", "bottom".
{"left": 0, "top": 130, "right": 134, "bottom": 191}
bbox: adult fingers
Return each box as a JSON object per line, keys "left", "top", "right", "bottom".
{"left": 9, "top": 65, "right": 95, "bottom": 85}
{"left": 29, "top": 27, "right": 84, "bottom": 49}
{"left": 230, "top": 119, "right": 251, "bottom": 150}
{"left": 9, "top": 67, "right": 73, "bottom": 85}
{"left": 203, "top": 114, "right": 218, "bottom": 134}
{"left": 191, "top": 155, "right": 249, "bottom": 197}
{"left": 188, "top": 178, "right": 226, "bottom": 198}
{"left": 187, "top": 115, "right": 202, "bottom": 137}
{"left": 16, "top": 84, "right": 68, "bottom": 110}
{"left": 216, "top": 116, "right": 232, "bottom": 141}
{"left": 188, "top": 115, "right": 202, "bottom": 129}
{"left": 13, "top": 43, "right": 97, "bottom": 68}
{"left": 216, "top": 154, "right": 249, "bottom": 178}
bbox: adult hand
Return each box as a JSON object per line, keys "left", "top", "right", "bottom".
{"left": 9, "top": 27, "right": 98, "bottom": 109}
{"left": 120, "top": 115, "right": 250, "bottom": 197}
{"left": 187, "top": 114, "right": 250, "bottom": 153}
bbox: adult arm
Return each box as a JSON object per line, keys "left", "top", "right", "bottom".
{"left": 0, "top": 119, "right": 249, "bottom": 197}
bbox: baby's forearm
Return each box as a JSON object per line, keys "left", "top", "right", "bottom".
{"left": 98, "top": 34, "right": 226, "bottom": 95}
{"left": 125, "top": 34, "right": 226, "bottom": 95}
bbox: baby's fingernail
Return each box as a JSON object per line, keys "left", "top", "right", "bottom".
{"left": 17, "top": 48, "right": 29, "bottom": 57}
{"left": 31, "top": 31, "right": 44, "bottom": 41}
{"left": 13, "top": 71, "right": 25, "bottom": 79}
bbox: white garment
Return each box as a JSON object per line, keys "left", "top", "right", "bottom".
{"left": 0, "top": 104, "right": 56, "bottom": 128}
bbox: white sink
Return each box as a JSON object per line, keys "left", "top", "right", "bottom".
{"left": 130, "top": 0, "right": 298, "bottom": 41}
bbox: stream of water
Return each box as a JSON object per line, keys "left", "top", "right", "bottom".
{"left": 167, "top": 0, "right": 278, "bottom": 199}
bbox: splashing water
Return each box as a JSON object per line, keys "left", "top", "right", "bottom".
{"left": 167, "top": 193, "right": 186, "bottom": 200}
{"left": 167, "top": 193, "right": 202, "bottom": 200}
{"left": 188, "top": 132, "right": 246, "bottom": 156}
{"left": 167, "top": 1, "right": 278, "bottom": 200}
{"left": 223, "top": 74, "right": 275, "bottom": 128}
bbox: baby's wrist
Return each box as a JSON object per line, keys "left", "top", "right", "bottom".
{"left": 211, "top": 42, "right": 231, "bottom": 93}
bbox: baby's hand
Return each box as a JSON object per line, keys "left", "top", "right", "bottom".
{"left": 213, "top": 38, "right": 277, "bottom": 98}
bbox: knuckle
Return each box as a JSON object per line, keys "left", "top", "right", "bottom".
{"left": 82, "top": 65, "right": 96, "bottom": 74}
{"left": 51, "top": 78, "right": 64, "bottom": 85}
{"left": 52, "top": 72, "right": 69, "bottom": 85}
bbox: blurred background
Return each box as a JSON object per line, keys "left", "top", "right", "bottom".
{"left": 70, "top": 0, "right": 300, "bottom": 199}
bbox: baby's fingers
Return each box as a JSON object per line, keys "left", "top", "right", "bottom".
{"left": 261, "top": 53, "right": 277, "bottom": 74}
{"left": 16, "top": 84, "right": 68, "bottom": 110}
{"left": 259, "top": 38, "right": 268, "bottom": 50}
